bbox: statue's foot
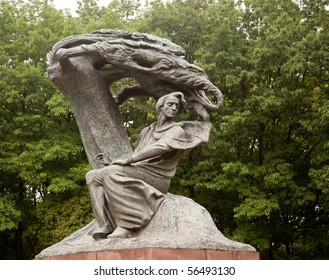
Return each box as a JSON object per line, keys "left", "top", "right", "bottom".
{"left": 92, "top": 224, "right": 112, "bottom": 240}
{"left": 107, "top": 227, "right": 132, "bottom": 238}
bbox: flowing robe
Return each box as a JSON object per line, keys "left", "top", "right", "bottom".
{"left": 88, "top": 121, "right": 211, "bottom": 231}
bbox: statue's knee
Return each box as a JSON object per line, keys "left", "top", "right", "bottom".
{"left": 100, "top": 165, "right": 120, "bottom": 177}
{"left": 86, "top": 169, "right": 97, "bottom": 185}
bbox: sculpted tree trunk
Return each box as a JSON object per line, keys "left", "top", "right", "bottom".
{"left": 47, "top": 30, "right": 224, "bottom": 169}
{"left": 48, "top": 45, "right": 132, "bottom": 169}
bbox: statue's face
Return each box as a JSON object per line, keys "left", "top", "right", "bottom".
{"left": 162, "top": 96, "right": 180, "bottom": 119}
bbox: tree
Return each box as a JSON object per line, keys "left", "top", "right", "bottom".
{"left": 194, "top": 0, "right": 329, "bottom": 259}
{"left": 140, "top": 0, "right": 216, "bottom": 63}
{"left": 137, "top": 0, "right": 329, "bottom": 259}
{"left": 0, "top": 0, "right": 89, "bottom": 259}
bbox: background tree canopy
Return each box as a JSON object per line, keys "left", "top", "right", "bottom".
{"left": 0, "top": 0, "right": 328, "bottom": 259}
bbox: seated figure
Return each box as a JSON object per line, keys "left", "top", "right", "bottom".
{"left": 86, "top": 92, "right": 211, "bottom": 239}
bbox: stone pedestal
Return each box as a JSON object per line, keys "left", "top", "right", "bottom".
{"left": 37, "top": 248, "right": 259, "bottom": 260}
{"left": 35, "top": 194, "right": 258, "bottom": 260}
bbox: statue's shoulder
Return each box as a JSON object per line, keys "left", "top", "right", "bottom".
{"left": 140, "top": 122, "right": 156, "bottom": 133}
{"left": 179, "top": 121, "right": 211, "bottom": 142}
{"left": 161, "top": 121, "right": 211, "bottom": 138}
{"left": 168, "top": 123, "right": 186, "bottom": 136}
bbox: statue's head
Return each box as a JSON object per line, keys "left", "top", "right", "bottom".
{"left": 156, "top": 92, "right": 187, "bottom": 116}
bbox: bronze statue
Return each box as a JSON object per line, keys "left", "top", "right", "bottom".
{"left": 86, "top": 92, "right": 210, "bottom": 239}
{"left": 35, "top": 30, "right": 256, "bottom": 259}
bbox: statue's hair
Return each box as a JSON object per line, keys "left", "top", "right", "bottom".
{"left": 156, "top": 92, "right": 187, "bottom": 114}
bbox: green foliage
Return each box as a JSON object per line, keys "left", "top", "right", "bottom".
{"left": 25, "top": 188, "right": 93, "bottom": 253}
{"left": 76, "top": 0, "right": 127, "bottom": 32}
{"left": 0, "top": 0, "right": 90, "bottom": 259}
{"left": 0, "top": 197, "right": 21, "bottom": 232}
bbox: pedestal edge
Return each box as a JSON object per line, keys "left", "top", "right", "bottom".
{"left": 36, "top": 248, "right": 259, "bottom": 260}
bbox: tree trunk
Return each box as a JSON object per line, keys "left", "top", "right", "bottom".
{"left": 48, "top": 54, "right": 132, "bottom": 169}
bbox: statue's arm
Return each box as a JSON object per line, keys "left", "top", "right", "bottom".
{"left": 132, "top": 143, "right": 169, "bottom": 162}
{"left": 113, "top": 126, "right": 185, "bottom": 165}
{"left": 113, "top": 142, "right": 169, "bottom": 165}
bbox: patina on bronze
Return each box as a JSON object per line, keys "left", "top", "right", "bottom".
{"left": 35, "top": 30, "right": 255, "bottom": 259}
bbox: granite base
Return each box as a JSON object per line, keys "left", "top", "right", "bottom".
{"left": 37, "top": 248, "right": 259, "bottom": 260}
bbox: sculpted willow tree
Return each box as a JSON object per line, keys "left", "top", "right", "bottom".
{"left": 37, "top": 29, "right": 256, "bottom": 258}
{"left": 48, "top": 29, "right": 224, "bottom": 168}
